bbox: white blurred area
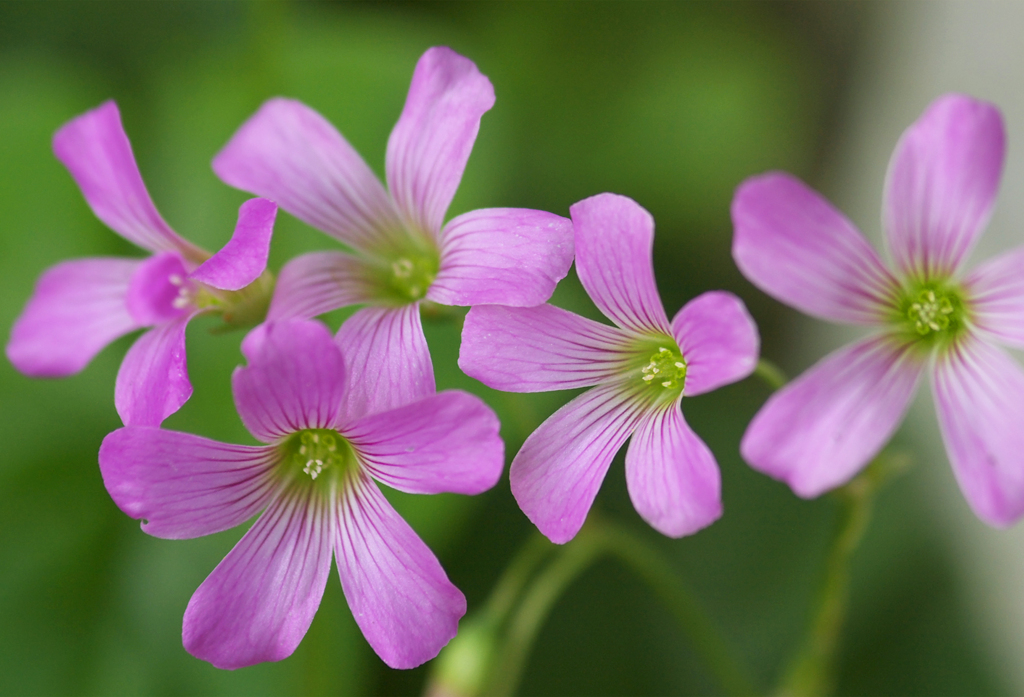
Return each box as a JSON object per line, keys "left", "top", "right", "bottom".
{"left": 819, "top": 1, "right": 1024, "bottom": 689}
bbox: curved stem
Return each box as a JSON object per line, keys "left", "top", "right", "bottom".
{"left": 754, "top": 357, "right": 789, "bottom": 391}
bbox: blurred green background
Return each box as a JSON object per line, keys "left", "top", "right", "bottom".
{"left": 0, "top": 2, "right": 1011, "bottom": 695}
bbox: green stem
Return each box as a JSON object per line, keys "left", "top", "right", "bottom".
{"left": 775, "top": 453, "right": 907, "bottom": 696}
{"left": 754, "top": 357, "right": 788, "bottom": 391}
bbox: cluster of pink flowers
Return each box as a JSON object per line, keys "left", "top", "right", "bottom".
{"left": 7, "top": 44, "right": 1023, "bottom": 672}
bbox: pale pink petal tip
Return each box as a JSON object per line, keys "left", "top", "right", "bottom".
{"left": 731, "top": 172, "right": 896, "bottom": 325}
{"left": 569, "top": 193, "right": 671, "bottom": 334}
{"left": 673, "top": 290, "right": 759, "bottom": 396}
{"left": 741, "top": 336, "right": 923, "bottom": 497}
{"left": 933, "top": 339, "right": 1024, "bottom": 527}
{"left": 386, "top": 46, "right": 495, "bottom": 237}
{"left": 884, "top": 94, "right": 1005, "bottom": 278}
{"left": 232, "top": 319, "right": 347, "bottom": 443}
{"left": 336, "top": 476, "right": 466, "bottom": 668}
{"left": 190, "top": 198, "right": 276, "bottom": 291}
{"left": 6, "top": 257, "right": 141, "bottom": 376}
{"left": 626, "top": 407, "right": 721, "bottom": 538}
{"left": 52, "top": 100, "right": 202, "bottom": 259}
{"left": 429, "top": 208, "right": 574, "bottom": 307}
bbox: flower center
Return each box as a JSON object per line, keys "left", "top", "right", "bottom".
{"left": 640, "top": 346, "right": 687, "bottom": 391}
{"left": 280, "top": 428, "right": 357, "bottom": 485}
{"left": 896, "top": 282, "right": 967, "bottom": 344}
{"left": 387, "top": 254, "right": 438, "bottom": 302}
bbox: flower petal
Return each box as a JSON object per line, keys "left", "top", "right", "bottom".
{"left": 212, "top": 98, "right": 401, "bottom": 253}
{"left": 459, "top": 304, "right": 632, "bottom": 392}
{"left": 334, "top": 305, "right": 434, "bottom": 423}
{"left": 510, "top": 382, "right": 647, "bottom": 544}
{"left": 385, "top": 47, "right": 495, "bottom": 237}
{"left": 346, "top": 390, "right": 503, "bottom": 495}
{"left": 625, "top": 405, "right": 721, "bottom": 538}
{"left": 427, "top": 208, "right": 574, "bottom": 307}
{"left": 741, "top": 336, "right": 923, "bottom": 497}
{"left": 672, "top": 291, "right": 759, "bottom": 396}
{"left": 731, "top": 172, "right": 898, "bottom": 325}
{"left": 335, "top": 474, "right": 465, "bottom": 669}
{"left": 933, "top": 338, "right": 1024, "bottom": 527}
{"left": 115, "top": 316, "right": 194, "bottom": 427}
{"left": 99, "top": 426, "right": 279, "bottom": 539}
{"left": 52, "top": 101, "right": 204, "bottom": 261}
{"left": 183, "top": 488, "right": 334, "bottom": 669}
{"left": 570, "top": 193, "right": 671, "bottom": 334}
{"left": 233, "top": 320, "right": 347, "bottom": 443}
{"left": 190, "top": 198, "right": 276, "bottom": 291}
{"left": 884, "top": 94, "right": 1005, "bottom": 279}
{"left": 6, "top": 257, "right": 141, "bottom": 376}
{"left": 963, "top": 245, "right": 1024, "bottom": 349}
{"left": 125, "top": 252, "right": 191, "bottom": 326}
{"left": 266, "top": 251, "right": 379, "bottom": 321}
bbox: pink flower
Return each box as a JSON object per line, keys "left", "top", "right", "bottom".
{"left": 732, "top": 94, "right": 1024, "bottom": 527}
{"left": 212, "top": 47, "right": 574, "bottom": 406}
{"left": 460, "top": 193, "right": 759, "bottom": 543}
{"left": 6, "top": 101, "right": 277, "bottom": 426}
{"left": 99, "top": 319, "right": 504, "bottom": 669}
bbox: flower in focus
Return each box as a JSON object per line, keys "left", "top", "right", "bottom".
{"left": 212, "top": 47, "right": 574, "bottom": 409}
{"left": 99, "top": 319, "right": 504, "bottom": 669}
{"left": 732, "top": 94, "right": 1024, "bottom": 527}
{"left": 6, "top": 101, "right": 277, "bottom": 426}
{"left": 460, "top": 193, "right": 759, "bottom": 543}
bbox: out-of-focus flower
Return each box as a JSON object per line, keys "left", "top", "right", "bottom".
{"left": 99, "top": 319, "right": 504, "bottom": 669}
{"left": 733, "top": 94, "right": 1024, "bottom": 527}
{"left": 6, "top": 101, "right": 277, "bottom": 426}
{"left": 213, "top": 47, "right": 573, "bottom": 410}
{"left": 461, "top": 193, "right": 759, "bottom": 543}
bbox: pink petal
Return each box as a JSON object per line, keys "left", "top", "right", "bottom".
{"left": 672, "top": 291, "right": 759, "bottom": 396}
{"left": 385, "top": 47, "right": 495, "bottom": 237}
{"left": 731, "top": 172, "right": 898, "bottom": 325}
{"left": 427, "top": 208, "right": 574, "bottom": 307}
{"left": 99, "top": 426, "right": 279, "bottom": 539}
{"left": 183, "top": 488, "right": 334, "bottom": 669}
{"left": 741, "top": 336, "right": 923, "bottom": 497}
{"left": 6, "top": 257, "right": 141, "bottom": 376}
{"left": 933, "top": 337, "right": 1024, "bottom": 527}
{"left": 233, "top": 320, "right": 347, "bottom": 443}
{"left": 963, "top": 245, "right": 1024, "bottom": 348}
{"left": 569, "top": 193, "right": 671, "bottom": 334}
{"left": 884, "top": 94, "right": 1005, "bottom": 279}
{"left": 190, "top": 198, "right": 276, "bottom": 291}
{"left": 115, "top": 316, "right": 194, "bottom": 427}
{"left": 345, "top": 390, "right": 503, "bottom": 495}
{"left": 212, "top": 98, "right": 401, "bottom": 253}
{"left": 334, "top": 305, "right": 434, "bottom": 423}
{"left": 52, "top": 101, "right": 204, "bottom": 261}
{"left": 125, "top": 252, "right": 191, "bottom": 326}
{"left": 625, "top": 405, "right": 721, "bottom": 538}
{"left": 335, "top": 474, "right": 465, "bottom": 669}
{"left": 510, "top": 382, "right": 647, "bottom": 544}
{"left": 459, "top": 304, "right": 632, "bottom": 392}
{"left": 266, "top": 251, "right": 379, "bottom": 321}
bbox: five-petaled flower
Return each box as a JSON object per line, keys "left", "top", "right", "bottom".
{"left": 460, "top": 193, "right": 759, "bottom": 543}
{"left": 733, "top": 94, "right": 1024, "bottom": 527}
{"left": 212, "top": 46, "right": 574, "bottom": 409}
{"left": 99, "top": 319, "right": 504, "bottom": 669}
{"left": 5, "top": 101, "right": 278, "bottom": 426}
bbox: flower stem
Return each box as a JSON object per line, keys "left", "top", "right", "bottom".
{"left": 754, "top": 357, "right": 789, "bottom": 391}
{"left": 775, "top": 452, "right": 909, "bottom": 696}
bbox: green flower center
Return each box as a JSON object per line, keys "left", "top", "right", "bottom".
{"left": 279, "top": 428, "right": 357, "bottom": 486}
{"left": 895, "top": 282, "right": 967, "bottom": 345}
{"left": 639, "top": 346, "right": 687, "bottom": 391}
{"left": 387, "top": 254, "right": 438, "bottom": 302}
